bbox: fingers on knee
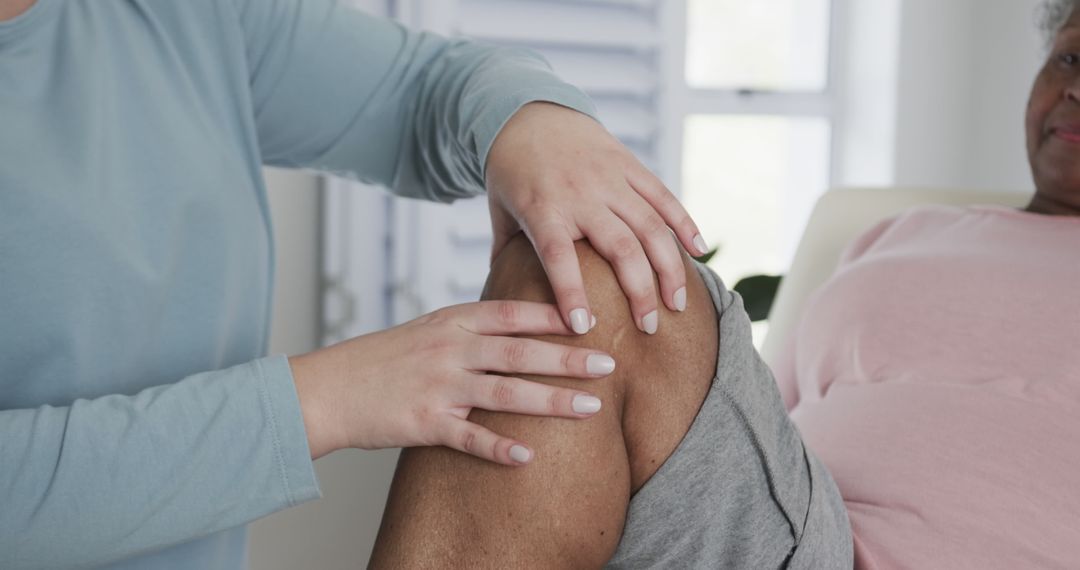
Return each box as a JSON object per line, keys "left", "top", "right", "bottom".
{"left": 490, "top": 377, "right": 516, "bottom": 408}
{"left": 500, "top": 339, "right": 529, "bottom": 370}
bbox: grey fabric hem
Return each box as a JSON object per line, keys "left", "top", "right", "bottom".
{"left": 787, "top": 451, "right": 853, "bottom": 568}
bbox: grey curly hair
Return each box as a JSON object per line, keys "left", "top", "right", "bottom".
{"left": 1039, "top": 0, "right": 1080, "bottom": 46}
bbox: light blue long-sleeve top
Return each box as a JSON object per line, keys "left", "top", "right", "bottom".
{"left": 0, "top": 0, "right": 594, "bottom": 567}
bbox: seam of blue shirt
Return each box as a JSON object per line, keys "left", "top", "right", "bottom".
{"left": 254, "top": 357, "right": 295, "bottom": 506}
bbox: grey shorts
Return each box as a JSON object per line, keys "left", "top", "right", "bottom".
{"left": 604, "top": 263, "right": 853, "bottom": 569}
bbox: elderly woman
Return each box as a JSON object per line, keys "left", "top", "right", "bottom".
{"left": 367, "top": 1, "right": 1079, "bottom": 568}
{"left": 773, "top": 1, "right": 1080, "bottom": 567}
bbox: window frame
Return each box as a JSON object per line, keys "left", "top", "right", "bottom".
{"left": 658, "top": 0, "right": 848, "bottom": 200}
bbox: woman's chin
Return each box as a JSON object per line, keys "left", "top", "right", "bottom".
{"left": 1029, "top": 168, "right": 1080, "bottom": 213}
{"left": 1033, "top": 152, "right": 1080, "bottom": 192}
{"left": 1029, "top": 156, "right": 1080, "bottom": 214}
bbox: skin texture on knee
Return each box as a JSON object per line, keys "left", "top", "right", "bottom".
{"left": 369, "top": 234, "right": 717, "bottom": 569}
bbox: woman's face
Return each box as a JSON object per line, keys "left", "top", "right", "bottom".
{"left": 1027, "top": 9, "right": 1080, "bottom": 213}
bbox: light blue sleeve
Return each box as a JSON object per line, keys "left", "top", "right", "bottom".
{"left": 230, "top": 0, "right": 597, "bottom": 202}
{"left": 1, "top": 2, "right": 593, "bottom": 566}
{"left": 0, "top": 356, "right": 320, "bottom": 569}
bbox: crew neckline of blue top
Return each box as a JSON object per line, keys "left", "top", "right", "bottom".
{"left": 0, "top": 0, "right": 54, "bottom": 41}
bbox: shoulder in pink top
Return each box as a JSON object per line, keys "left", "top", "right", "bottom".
{"left": 787, "top": 204, "right": 1080, "bottom": 569}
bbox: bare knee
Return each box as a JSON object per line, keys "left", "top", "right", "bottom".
{"left": 483, "top": 233, "right": 713, "bottom": 349}
{"left": 483, "top": 234, "right": 647, "bottom": 337}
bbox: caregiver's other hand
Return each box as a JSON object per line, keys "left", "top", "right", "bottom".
{"left": 289, "top": 300, "right": 614, "bottom": 466}
{"left": 485, "top": 102, "right": 707, "bottom": 336}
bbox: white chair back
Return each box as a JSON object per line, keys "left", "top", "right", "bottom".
{"left": 759, "top": 187, "right": 1032, "bottom": 369}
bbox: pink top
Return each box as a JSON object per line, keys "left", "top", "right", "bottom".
{"left": 776, "top": 204, "right": 1080, "bottom": 569}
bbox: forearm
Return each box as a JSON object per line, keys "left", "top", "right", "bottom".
{"left": 0, "top": 356, "right": 319, "bottom": 568}
{"left": 289, "top": 350, "right": 347, "bottom": 460}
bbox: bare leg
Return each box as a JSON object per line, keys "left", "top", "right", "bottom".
{"left": 369, "top": 234, "right": 716, "bottom": 569}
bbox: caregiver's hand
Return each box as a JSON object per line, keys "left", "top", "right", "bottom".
{"left": 289, "top": 300, "right": 613, "bottom": 466}
{"left": 486, "top": 102, "right": 708, "bottom": 336}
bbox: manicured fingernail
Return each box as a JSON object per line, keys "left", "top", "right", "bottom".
{"left": 509, "top": 445, "right": 532, "bottom": 464}
{"left": 570, "top": 308, "right": 590, "bottom": 335}
{"left": 641, "top": 310, "right": 658, "bottom": 335}
{"left": 586, "top": 354, "right": 616, "bottom": 376}
{"left": 590, "top": 315, "right": 597, "bottom": 330}
{"left": 693, "top": 234, "right": 708, "bottom": 255}
{"left": 674, "top": 287, "right": 687, "bottom": 312}
{"left": 572, "top": 394, "right": 602, "bottom": 414}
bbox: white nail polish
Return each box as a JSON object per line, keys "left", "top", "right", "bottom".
{"left": 570, "top": 308, "right": 590, "bottom": 335}
{"left": 642, "top": 310, "right": 658, "bottom": 335}
{"left": 586, "top": 354, "right": 616, "bottom": 376}
{"left": 509, "top": 445, "right": 531, "bottom": 463}
{"left": 590, "top": 315, "right": 598, "bottom": 330}
{"left": 693, "top": 234, "right": 708, "bottom": 256}
{"left": 674, "top": 287, "right": 687, "bottom": 312}
{"left": 572, "top": 394, "right": 602, "bottom": 414}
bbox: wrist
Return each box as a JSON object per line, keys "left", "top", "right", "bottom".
{"left": 289, "top": 351, "right": 344, "bottom": 460}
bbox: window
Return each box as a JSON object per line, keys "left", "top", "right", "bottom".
{"left": 676, "top": 0, "right": 839, "bottom": 309}
{"left": 685, "top": 0, "right": 831, "bottom": 92}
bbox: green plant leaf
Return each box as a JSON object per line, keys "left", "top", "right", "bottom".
{"left": 732, "top": 274, "right": 784, "bottom": 322}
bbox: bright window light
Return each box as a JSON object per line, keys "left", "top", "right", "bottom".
{"left": 686, "top": 0, "right": 832, "bottom": 92}
{"left": 682, "top": 115, "right": 831, "bottom": 286}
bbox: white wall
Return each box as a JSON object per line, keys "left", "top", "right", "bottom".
{"left": 836, "top": 0, "right": 901, "bottom": 187}
{"left": 890, "top": 0, "right": 1044, "bottom": 191}
{"left": 965, "top": 0, "right": 1046, "bottom": 191}
{"left": 263, "top": 168, "right": 320, "bottom": 357}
